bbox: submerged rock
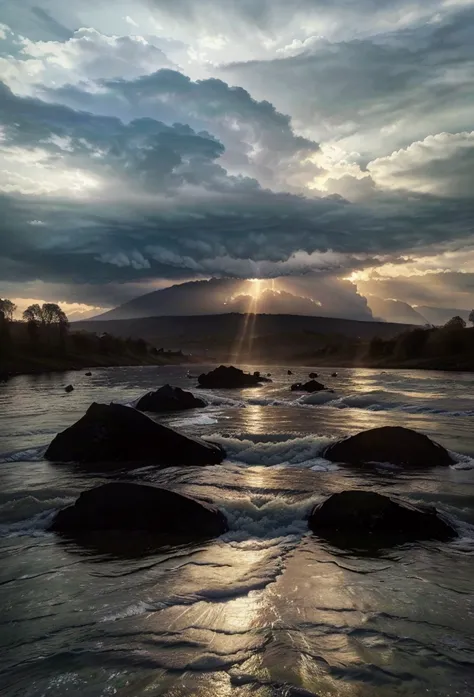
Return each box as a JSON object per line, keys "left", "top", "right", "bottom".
{"left": 45, "top": 402, "right": 225, "bottom": 466}
{"left": 308, "top": 490, "right": 456, "bottom": 548}
{"left": 323, "top": 426, "right": 453, "bottom": 468}
{"left": 198, "top": 365, "right": 271, "bottom": 389}
{"left": 136, "top": 384, "right": 206, "bottom": 412}
{"left": 50, "top": 482, "right": 228, "bottom": 540}
{"left": 65, "top": 384, "right": 74, "bottom": 393}
{"left": 290, "top": 380, "right": 326, "bottom": 393}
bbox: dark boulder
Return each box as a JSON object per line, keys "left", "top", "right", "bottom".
{"left": 309, "top": 372, "right": 318, "bottom": 379}
{"left": 324, "top": 426, "right": 453, "bottom": 468}
{"left": 50, "top": 482, "right": 228, "bottom": 541}
{"left": 136, "top": 384, "right": 206, "bottom": 412}
{"left": 65, "top": 384, "right": 74, "bottom": 393}
{"left": 331, "top": 372, "right": 338, "bottom": 377}
{"left": 85, "top": 372, "right": 92, "bottom": 376}
{"left": 198, "top": 365, "right": 271, "bottom": 389}
{"left": 45, "top": 402, "right": 225, "bottom": 466}
{"left": 290, "top": 380, "right": 326, "bottom": 393}
{"left": 287, "top": 370, "right": 293, "bottom": 375}
{"left": 308, "top": 490, "right": 456, "bottom": 548}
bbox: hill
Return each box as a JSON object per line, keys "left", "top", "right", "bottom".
{"left": 92, "top": 278, "right": 374, "bottom": 322}
{"left": 75, "top": 313, "right": 414, "bottom": 364}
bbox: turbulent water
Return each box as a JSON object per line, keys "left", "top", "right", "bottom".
{"left": 1, "top": 365, "right": 474, "bottom": 697}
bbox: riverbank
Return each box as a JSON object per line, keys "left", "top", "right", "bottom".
{"left": 0, "top": 351, "right": 189, "bottom": 379}
{"left": 300, "top": 354, "right": 474, "bottom": 372}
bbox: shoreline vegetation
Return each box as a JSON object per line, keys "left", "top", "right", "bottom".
{"left": 0, "top": 300, "right": 189, "bottom": 380}
{"left": 3, "top": 297, "right": 474, "bottom": 377}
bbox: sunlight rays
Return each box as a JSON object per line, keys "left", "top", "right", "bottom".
{"left": 230, "top": 278, "right": 276, "bottom": 363}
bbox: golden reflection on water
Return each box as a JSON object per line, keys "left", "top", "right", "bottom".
{"left": 240, "top": 403, "right": 268, "bottom": 435}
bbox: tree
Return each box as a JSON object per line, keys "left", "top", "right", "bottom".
{"left": 42, "top": 303, "right": 68, "bottom": 328}
{"left": 23, "top": 304, "right": 44, "bottom": 325}
{"left": 444, "top": 316, "right": 466, "bottom": 330}
{"left": 23, "top": 304, "right": 43, "bottom": 344}
{"left": 0, "top": 309, "right": 12, "bottom": 359}
{"left": 469, "top": 310, "right": 474, "bottom": 326}
{"left": 22, "top": 303, "right": 69, "bottom": 347}
{"left": 0, "top": 298, "right": 17, "bottom": 322}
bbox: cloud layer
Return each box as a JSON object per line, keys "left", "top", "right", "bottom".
{"left": 0, "top": 0, "right": 473, "bottom": 315}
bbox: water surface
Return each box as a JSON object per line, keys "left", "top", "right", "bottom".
{"left": 1, "top": 366, "right": 473, "bottom": 696}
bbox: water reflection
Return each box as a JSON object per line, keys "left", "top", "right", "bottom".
{"left": 240, "top": 403, "right": 268, "bottom": 435}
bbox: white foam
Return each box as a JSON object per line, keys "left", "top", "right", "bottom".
{"left": 0, "top": 508, "right": 57, "bottom": 538}
{"left": 211, "top": 434, "right": 334, "bottom": 468}
{"left": 195, "top": 392, "right": 245, "bottom": 408}
{"left": 173, "top": 414, "right": 218, "bottom": 427}
{"left": 102, "top": 600, "right": 162, "bottom": 622}
{"left": 246, "top": 396, "right": 288, "bottom": 407}
{"left": 298, "top": 391, "right": 338, "bottom": 406}
{"left": 0, "top": 494, "right": 73, "bottom": 523}
{"left": 221, "top": 495, "right": 317, "bottom": 541}
{"left": 0, "top": 446, "right": 46, "bottom": 464}
{"left": 450, "top": 453, "right": 474, "bottom": 470}
{"left": 292, "top": 388, "right": 474, "bottom": 418}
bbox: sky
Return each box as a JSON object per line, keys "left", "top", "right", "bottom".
{"left": 0, "top": 0, "right": 473, "bottom": 320}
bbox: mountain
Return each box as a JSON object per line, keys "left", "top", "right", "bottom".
{"left": 366, "top": 297, "right": 428, "bottom": 325}
{"left": 92, "top": 278, "right": 373, "bottom": 322}
{"left": 93, "top": 279, "right": 235, "bottom": 321}
{"left": 416, "top": 306, "right": 471, "bottom": 326}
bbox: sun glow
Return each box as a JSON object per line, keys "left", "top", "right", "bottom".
{"left": 247, "top": 278, "right": 263, "bottom": 299}
{"left": 229, "top": 278, "right": 279, "bottom": 363}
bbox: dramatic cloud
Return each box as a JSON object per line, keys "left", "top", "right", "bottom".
{"left": 220, "top": 5, "right": 474, "bottom": 160}
{"left": 0, "top": 28, "right": 175, "bottom": 94}
{"left": 368, "top": 132, "right": 474, "bottom": 196}
{"left": 0, "top": 0, "right": 473, "bottom": 316}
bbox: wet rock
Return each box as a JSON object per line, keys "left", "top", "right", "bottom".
{"left": 323, "top": 426, "right": 453, "bottom": 468}
{"left": 45, "top": 402, "right": 225, "bottom": 466}
{"left": 308, "top": 490, "right": 456, "bottom": 548}
{"left": 309, "top": 372, "right": 318, "bottom": 379}
{"left": 287, "top": 370, "right": 293, "bottom": 375}
{"left": 198, "top": 365, "right": 271, "bottom": 388}
{"left": 136, "top": 384, "right": 206, "bottom": 412}
{"left": 290, "top": 380, "right": 326, "bottom": 393}
{"left": 331, "top": 372, "right": 338, "bottom": 378}
{"left": 85, "top": 372, "right": 92, "bottom": 376}
{"left": 50, "top": 482, "right": 228, "bottom": 540}
{"left": 65, "top": 384, "right": 74, "bottom": 393}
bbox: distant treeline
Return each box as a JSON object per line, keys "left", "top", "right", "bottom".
{"left": 0, "top": 299, "right": 186, "bottom": 376}
{"left": 365, "top": 315, "right": 474, "bottom": 367}
{"left": 278, "top": 315, "right": 474, "bottom": 370}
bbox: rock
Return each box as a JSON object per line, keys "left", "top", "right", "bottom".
{"left": 290, "top": 380, "right": 326, "bottom": 393}
{"left": 309, "top": 372, "right": 318, "bottom": 379}
{"left": 50, "top": 482, "right": 228, "bottom": 541}
{"left": 85, "top": 372, "right": 92, "bottom": 376}
{"left": 45, "top": 402, "right": 225, "bottom": 466}
{"left": 267, "top": 373, "right": 272, "bottom": 377}
{"left": 287, "top": 370, "right": 293, "bottom": 375}
{"left": 136, "top": 384, "right": 206, "bottom": 412}
{"left": 331, "top": 372, "right": 338, "bottom": 378}
{"left": 323, "top": 426, "right": 453, "bottom": 468}
{"left": 65, "top": 384, "right": 74, "bottom": 393}
{"left": 308, "top": 490, "right": 456, "bottom": 548}
{"left": 198, "top": 365, "right": 271, "bottom": 389}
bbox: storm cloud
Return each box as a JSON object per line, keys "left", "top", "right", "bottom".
{"left": 0, "top": 0, "right": 473, "bottom": 314}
